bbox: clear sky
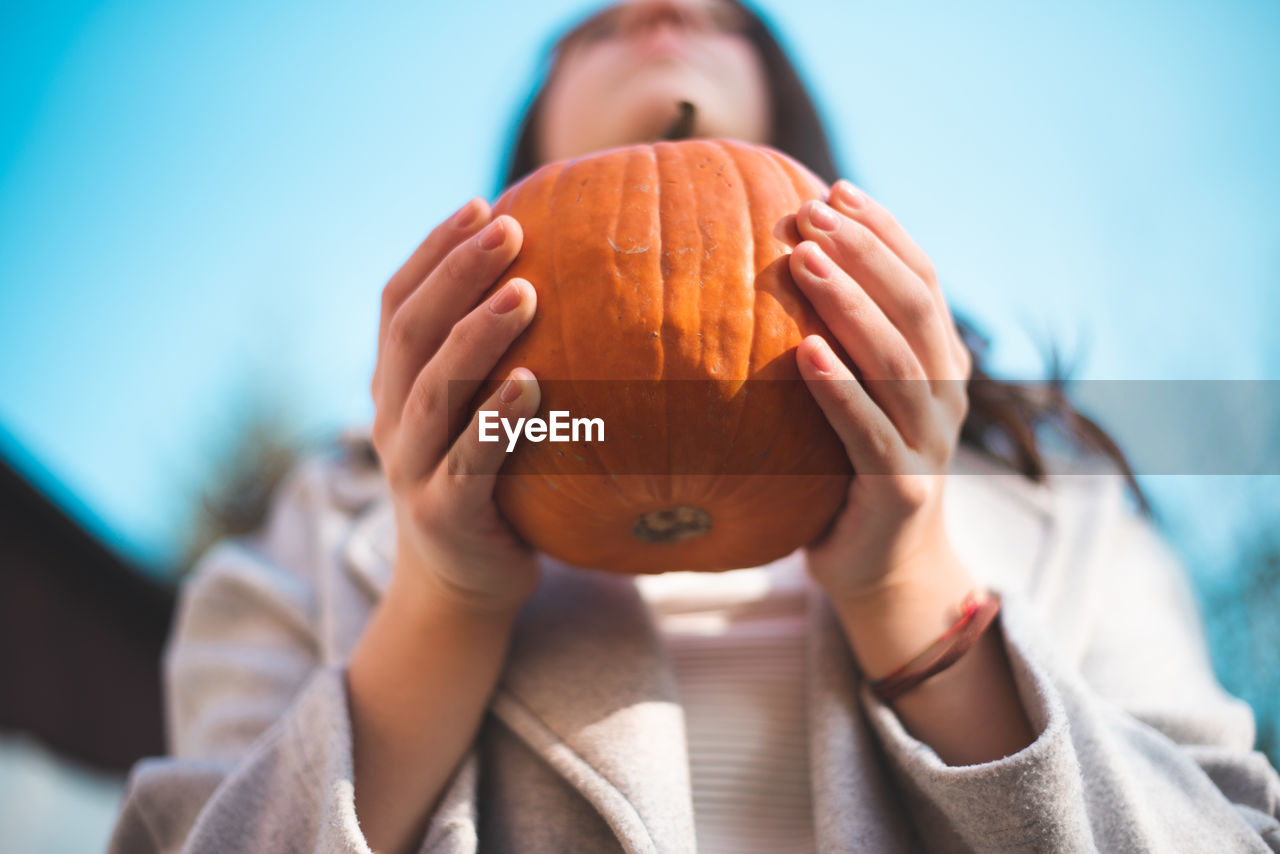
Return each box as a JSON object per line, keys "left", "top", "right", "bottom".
{"left": 2, "top": 0, "right": 1278, "bottom": 574}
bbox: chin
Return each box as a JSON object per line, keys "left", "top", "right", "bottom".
{"left": 610, "top": 74, "right": 722, "bottom": 139}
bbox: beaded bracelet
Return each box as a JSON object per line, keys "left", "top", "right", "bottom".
{"left": 867, "top": 590, "right": 1002, "bottom": 703}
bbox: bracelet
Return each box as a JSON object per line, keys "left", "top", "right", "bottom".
{"left": 867, "top": 590, "right": 1002, "bottom": 702}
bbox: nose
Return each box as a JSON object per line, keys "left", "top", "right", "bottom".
{"left": 619, "top": 1, "right": 698, "bottom": 37}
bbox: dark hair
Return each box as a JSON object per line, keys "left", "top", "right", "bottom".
{"left": 499, "top": 0, "right": 1148, "bottom": 512}
{"left": 191, "top": 0, "right": 1146, "bottom": 561}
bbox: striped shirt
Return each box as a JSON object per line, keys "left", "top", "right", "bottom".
{"left": 635, "top": 552, "right": 815, "bottom": 854}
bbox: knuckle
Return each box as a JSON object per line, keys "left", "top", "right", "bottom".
{"left": 882, "top": 349, "right": 918, "bottom": 381}
{"left": 445, "top": 444, "right": 467, "bottom": 478}
{"left": 937, "top": 381, "right": 969, "bottom": 424}
{"left": 892, "top": 476, "right": 931, "bottom": 509}
{"left": 380, "top": 280, "right": 401, "bottom": 315}
{"left": 918, "top": 410, "right": 953, "bottom": 457}
{"left": 443, "top": 241, "right": 473, "bottom": 284}
{"left": 898, "top": 397, "right": 930, "bottom": 439}
{"left": 957, "top": 343, "right": 974, "bottom": 379}
{"left": 920, "top": 257, "right": 940, "bottom": 287}
{"left": 371, "top": 411, "right": 390, "bottom": 449}
{"left": 443, "top": 316, "right": 480, "bottom": 358}
{"left": 902, "top": 289, "right": 936, "bottom": 327}
{"left": 404, "top": 374, "right": 442, "bottom": 429}
{"left": 407, "top": 486, "right": 443, "bottom": 534}
{"left": 834, "top": 285, "right": 868, "bottom": 323}
{"left": 445, "top": 443, "right": 481, "bottom": 480}
{"left": 369, "top": 418, "right": 401, "bottom": 483}
{"left": 386, "top": 309, "right": 418, "bottom": 352}
{"left": 832, "top": 373, "right": 860, "bottom": 408}
{"left": 864, "top": 426, "right": 896, "bottom": 469}
{"left": 370, "top": 425, "right": 389, "bottom": 466}
{"left": 842, "top": 221, "right": 877, "bottom": 257}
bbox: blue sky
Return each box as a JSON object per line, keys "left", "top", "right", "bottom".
{"left": 2, "top": 0, "right": 1278, "bottom": 574}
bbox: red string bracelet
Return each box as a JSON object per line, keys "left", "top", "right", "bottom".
{"left": 867, "top": 590, "right": 1002, "bottom": 702}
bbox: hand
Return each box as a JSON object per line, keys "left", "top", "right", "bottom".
{"left": 370, "top": 197, "right": 542, "bottom": 616}
{"left": 789, "top": 180, "right": 974, "bottom": 610}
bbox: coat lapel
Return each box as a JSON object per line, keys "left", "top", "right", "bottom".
{"left": 806, "top": 587, "right": 926, "bottom": 851}
{"left": 342, "top": 497, "right": 696, "bottom": 853}
{"left": 804, "top": 447, "right": 1058, "bottom": 852}
{"left": 493, "top": 558, "right": 697, "bottom": 854}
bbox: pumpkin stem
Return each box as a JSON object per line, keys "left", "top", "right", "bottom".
{"left": 661, "top": 101, "right": 697, "bottom": 141}
{"left": 633, "top": 505, "right": 712, "bottom": 543}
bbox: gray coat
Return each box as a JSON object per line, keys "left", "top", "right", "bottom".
{"left": 109, "top": 433, "right": 1280, "bottom": 853}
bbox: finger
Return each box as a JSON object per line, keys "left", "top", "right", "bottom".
{"left": 378, "top": 197, "right": 490, "bottom": 356}
{"left": 395, "top": 278, "right": 537, "bottom": 482}
{"left": 796, "top": 334, "right": 904, "bottom": 477}
{"left": 791, "top": 241, "right": 933, "bottom": 437}
{"left": 382, "top": 216, "right": 523, "bottom": 421}
{"left": 797, "top": 199, "right": 956, "bottom": 380}
{"left": 826, "top": 180, "right": 969, "bottom": 367}
{"left": 438, "top": 367, "right": 541, "bottom": 513}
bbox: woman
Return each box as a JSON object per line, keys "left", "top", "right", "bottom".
{"left": 110, "top": 1, "right": 1280, "bottom": 852}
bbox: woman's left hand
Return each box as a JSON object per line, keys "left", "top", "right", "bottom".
{"left": 790, "top": 180, "right": 974, "bottom": 612}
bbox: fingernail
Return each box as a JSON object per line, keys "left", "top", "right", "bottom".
{"left": 802, "top": 243, "right": 833, "bottom": 278}
{"left": 807, "top": 201, "right": 838, "bottom": 232}
{"left": 453, "top": 200, "right": 480, "bottom": 230}
{"left": 488, "top": 281, "right": 522, "bottom": 314}
{"left": 808, "top": 340, "right": 835, "bottom": 373}
{"left": 499, "top": 375, "right": 522, "bottom": 403}
{"left": 835, "top": 181, "right": 866, "bottom": 209}
{"left": 479, "top": 219, "right": 506, "bottom": 251}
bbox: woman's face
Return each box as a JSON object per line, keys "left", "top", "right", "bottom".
{"left": 536, "top": 0, "right": 771, "bottom": 164}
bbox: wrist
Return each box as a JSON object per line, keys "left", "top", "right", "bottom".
{"left": 386, "top": 554, "right": 530, "bottom": 637}
{"left": 349, "top": 556, "right": 526, "bottom": 707}
{"left": 829, "top": 544, "right": 985, "bottom": 681}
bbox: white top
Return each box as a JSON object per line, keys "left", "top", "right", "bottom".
{"left": 634, "top": 552, "right": 816, "bottom": 854}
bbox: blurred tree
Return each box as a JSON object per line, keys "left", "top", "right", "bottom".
{"left": 177, "top": 397, "right": 314, "bottom": 575}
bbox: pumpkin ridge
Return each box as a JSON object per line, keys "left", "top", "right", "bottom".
{"left": 621, "top": 148, "right": 667, "bottom": 506}
{"left": 646, "top": 147, "right": 672, "bottom": 507}
{"left": 738, "top": 142, "right": 823, "bottom": 469}
{"left": 563, "top": 157, "right": 606, "bottom": 487}
{"left": 545, "top": 160, "right": 597, "bottom": 493}
{"left": 760, "top": 150, "right": 815, "bottom": 332}
{"left": 755, "top": 147, "right": 835, "bottom": 460}
{"left": 685, "top": 142, "right": 717, "bottom": 482}
{"left": 546, "top": 159, "right": 572, "bottom": 382}
{"left": 675, "top": 140, "right": 706, "bottom": 384}
{"left": 573, "top": 153, "right": 633, "bottom": 500}
{"left": 532, "top": 161, "right": 569, "bottom": 492}
{"left": 715, "top": 139, "right": 758, "bottom": 384}
{"left": 699, "top": 141, "right": 748, "bottom": 475}
{"left": 687, "top": 142, "right": 710, "bottom": 382}
{"left": 671, "top": 142, "right": 728, "bottom": 506}
{"left": 653, "top": 142, "right": 709, "bottom": 524}
{"left": 651, "top": 144, "right": 673, "bottom": 490}
{"left": 713, "top": 140, "right": 770, "bottom": 471}
{"left": 668, "top": 141, "right": 697, "bottom": 485}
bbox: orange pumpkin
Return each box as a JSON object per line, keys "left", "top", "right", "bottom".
{"left": 481, "top": 139, "right": 852, "bottom": 573}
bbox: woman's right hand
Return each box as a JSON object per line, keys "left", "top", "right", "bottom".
{"left": 370, "top": 196, "right": 542, "bottom": 617}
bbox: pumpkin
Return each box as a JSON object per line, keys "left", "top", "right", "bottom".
{"left": 480, "top": 138, "right": 852, "bottom": 573}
